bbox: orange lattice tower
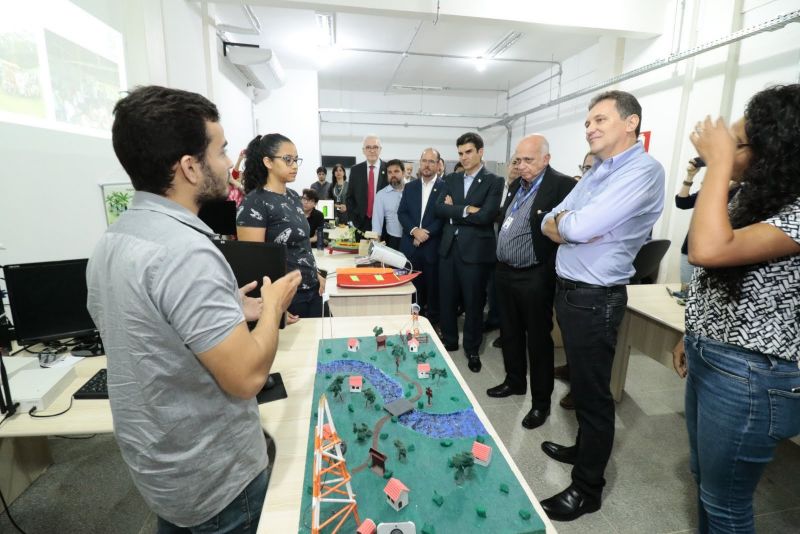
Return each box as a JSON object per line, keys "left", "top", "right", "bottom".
{"left": 311, "top": 394, "right": 361, "bottom": 534}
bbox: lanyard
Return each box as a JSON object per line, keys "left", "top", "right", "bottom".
{"left": 509, "top": 175, "right": 543, "bottom": 214}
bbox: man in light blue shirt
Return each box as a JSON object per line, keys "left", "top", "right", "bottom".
{"left": 372, "top": 158, "right": 406, "bottom": 251}
{"left": 538, "top": 91, "right": 665, "bottom": 522}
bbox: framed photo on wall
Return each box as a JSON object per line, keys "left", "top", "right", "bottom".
{"left": 100, "top": 182, "right": 135, "bottom": 226}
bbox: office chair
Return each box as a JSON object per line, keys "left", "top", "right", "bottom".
{"left": 630, "top": 239, "right": 671, "bottom": 284}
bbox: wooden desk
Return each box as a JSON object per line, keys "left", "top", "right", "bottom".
{"left": 610, "top": 283, "right": 684, "bottom": 402}
{"left": 313, "top": 250, "right": 417, "bottom": 317}
{"left": 258, "top": 315, "right": 556, "bottom": 533}
{"left": 1, "top": 318, "right": 554, "bottom": 532}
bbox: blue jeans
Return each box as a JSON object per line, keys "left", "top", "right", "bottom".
{"left": 684, "top": 333, "right": 800, "bottom": 534}
{"left": 157, "top": 468, "right": 270, "bottom": 534}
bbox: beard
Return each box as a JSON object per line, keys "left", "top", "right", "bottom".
{"left": 195, "top": 162, "right": 229, "bottom": 207}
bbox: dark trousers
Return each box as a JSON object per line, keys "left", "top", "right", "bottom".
{"left": 554, "top": 282, "right": 627, "bottom": 503}
{"left": 439, "top": 239, "right": 492, "bottom": 353}
{"left": 384, "top": 234, "right": 401, "bottom": 252}
{"left": 288, "top": 287, "right": 329, "bottom": 318}
{"left": 496, "top": 262, "right": 556, "bottom": 410}
{"left": 408, "top": 247, "right": 440, "bottom": 324}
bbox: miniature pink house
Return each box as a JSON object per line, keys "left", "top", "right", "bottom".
{"left": 407, "top": 338, "right": 419, "bottom": 353}
{"left": 349, "top": 375, "right": 363, "bottom": 393}
{"left": 472, "top": 441, "right": 492, "bottom": 467}
{"left": 417, "top": 363, "right": 430, "bottom": 379}
{"left": 356, "top": 518, "right": 377, "bottom": 534}
{"left": 347, "top": 338, "right": 360, "bottom": 352}
{"left": 384, "top": 478, "right": 410, "bottom": 511}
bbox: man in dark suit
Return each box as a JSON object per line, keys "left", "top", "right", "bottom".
{"left": 345, "top": 134, "right": 387, "bottom": 232}
{"left": 485, "top": 134, "right": 576, "bottom": 430}
{"left": 435, "top": 132, "right": 503, "bottom": 373}
{"left": 398, "top": 148, "right": 444, "bottom": 325}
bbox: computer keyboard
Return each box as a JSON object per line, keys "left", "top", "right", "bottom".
{"left": 73, "top": 368, "right": 108, "bottom": 400}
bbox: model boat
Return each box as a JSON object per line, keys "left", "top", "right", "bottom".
{"left": 336, "top": 267, "right": 420, "bottom": 288}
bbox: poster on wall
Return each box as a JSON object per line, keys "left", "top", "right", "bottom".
{"left": 100, "top": 182, "right": 134, "bottom": 226}
{"left": 638, "top": 131, "right": 651, "bottom": 152}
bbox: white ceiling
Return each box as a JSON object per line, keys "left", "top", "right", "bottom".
{"left": 211, "top": 1, "right": 667, "bottom": 96}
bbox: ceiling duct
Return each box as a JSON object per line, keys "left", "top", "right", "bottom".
{"left": 223, "top": 42, "right": 285, "bottom": 90}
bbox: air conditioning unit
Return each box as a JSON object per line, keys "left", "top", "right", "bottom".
{"left": 223, "top": 42, "right": 285, "bottom": 90}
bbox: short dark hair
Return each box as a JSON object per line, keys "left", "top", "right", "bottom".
{"left": 588, "top": 90, "right": 642, "bottom": 137}
{"left": 302, "top": 188, "right": 319, "bottom": 203}
{"left": 242, "top": 133, "right": 292, "bottom": 193}
{"left": 316, "top": 166, "right": 326, "bottom": 175}
{"left": 386, "top": 158, "right": 405, "bottom": 172}
{"left": 111, "top": 85, "right": 219, "bottom": 195}
{"left": 456, "top": 132, "right": 484, "bottom": 151}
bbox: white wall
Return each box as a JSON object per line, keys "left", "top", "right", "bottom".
{"left": 319, "top": 89, "right": 508, "bottom": 166}
{"left": 496, "top": 0, "right": 800, "bottom": 282}
{"left": 255, "top": 69, "right": 321, "bottom": 193}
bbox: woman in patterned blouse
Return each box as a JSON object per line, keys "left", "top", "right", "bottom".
{"left": 236, "top": 133, "right": 327, "bottom": 318}
{"left": 673, "top": 84, "right": 800, "bottom": 534}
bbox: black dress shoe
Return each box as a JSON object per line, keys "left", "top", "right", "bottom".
{"left": 492, "top": 336, "right": 502, "bottom": 348}
{"left": 444, "top": 342, "right": 459, "bottom": 351}
{"left": 559, "top": 391, "right": 575, "bottom": 410}
{"left": 467, "top": 354, "right": 482, "bottom": 373}
{"left": 486, "top": 382, "right": 526, "bottom": 398}
{"left": 521, "top": 407, "right": 550, "bottom": 429}
{"left": 540, "top": 485, "right": 600, "bottom": 522}
{"left": 541, "top": 441, "right": 577, "bottom": 465}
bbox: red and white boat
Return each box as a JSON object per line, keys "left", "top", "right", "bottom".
{"left": 336, "top": 267, "right": 420, "bottom": 288}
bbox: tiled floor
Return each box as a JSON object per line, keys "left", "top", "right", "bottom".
{"left": 2, "top": 331, "right": 800, "bottom": 533}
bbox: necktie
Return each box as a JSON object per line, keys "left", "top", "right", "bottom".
{"left": 367, "top": 165, "right": 375, "bottom": 218}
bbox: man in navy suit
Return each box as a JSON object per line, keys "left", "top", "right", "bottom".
{"left": 346, "top": 134, "right": 388, "bottom": 233}
{"left": 435, "top": 132, "right": 503, "bottom": 372}
{"left": 398, "top": 148, "right": 443, "bottom": 325}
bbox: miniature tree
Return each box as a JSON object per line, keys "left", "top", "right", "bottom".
{"left": 328, "top": 376, "right": 345, "bottom": 401}
{"left": 432, "top": 367, "right": 448, "bottom": 384}
{"left": 451, "top": 451, "right": 475, "bottom": 482}
{"left": 373, "top": 326, "right": 384, "bottom": 337}
{"left": 392, "top": 343, "right": 406, "bottom": 362}
{"left": 353, "top": 423, "right": 373, "bottom": 443}
{"left": 414, "top": 351, "right": 430, "bottom": 364}
{"left": 363, "top": 388, "right": 376, "bottom": 407}
{"left": 425, "top": 386, "right": 433, "bottom": 406}
{"left": 394, "top": 439, "right": 407, "bottom": 462}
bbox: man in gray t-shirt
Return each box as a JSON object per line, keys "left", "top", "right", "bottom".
{"left": 87, "top": 86, "right": 301, "bottom": 530}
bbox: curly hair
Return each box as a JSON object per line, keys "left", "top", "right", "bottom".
{"left": 699, "top": 84, "right": 800, "bottom": 299}
{"left": 242, "top": 133, "right": 292, "bottom": 193}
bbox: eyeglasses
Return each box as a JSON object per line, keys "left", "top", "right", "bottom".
{"left": 578, "top": 164, "right": 593, "bottom": 172}
{"left": 364, "top": 145, "right": 381, "bottom": 151}
{"left": 512, "top": 157, "right": 537, "bottom": 166}
{"left": 271, "top": 155, "right": 303, "bottom": 166}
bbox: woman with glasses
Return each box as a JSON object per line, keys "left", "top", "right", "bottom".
{"left": 673, "top": 84, "right": 800, "bottom": 533}
{"left": 331, "top": 163, "right": 349, "bottom": 225}
{"left": 237, "top": 133, "right": 327, "bottom": 318}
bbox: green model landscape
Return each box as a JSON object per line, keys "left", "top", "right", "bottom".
{"left": 296, "top": 332, "right": 546, "bottom": 534}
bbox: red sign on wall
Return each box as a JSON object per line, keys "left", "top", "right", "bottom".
{"left": 638, "top": 131, "right": 651, "bottom": 152}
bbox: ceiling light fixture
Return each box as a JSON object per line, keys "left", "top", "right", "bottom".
{"left": 485, "top": 31, "right": 523, "bottom": 58}
{"left": 391, "top": 84, "right": 445, "bottom": 92}
{"left": 474, "top": 57, "right": 487, "bottom": 72}
{"left": 315, "top": 12, "right": 336, "bottom": 47}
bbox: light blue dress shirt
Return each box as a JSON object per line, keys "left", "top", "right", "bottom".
{"left": 541, "top": 142, "right": 665, "bottom": 286}
{"left": 372, "top": 184, "right": 404, "bottom": 237}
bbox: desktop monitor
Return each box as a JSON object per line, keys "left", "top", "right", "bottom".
{"left": 317, "top": 200, "right": 335, "bottom": 221}
{"left": 3, "top": 259, "right": 97, "bottom": 346}
{"left": 213, "top": 240, "right": 288, "bottom": 328}
{"left": 198, "top": 199, "right": 237, "bottom": 236}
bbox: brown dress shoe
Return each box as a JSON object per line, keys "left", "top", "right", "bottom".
{"left": 553, "top": 364, "right": 570, "bottom": 380}
{"left": 559, "top": 391, "right": 575, "bottom": 410}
